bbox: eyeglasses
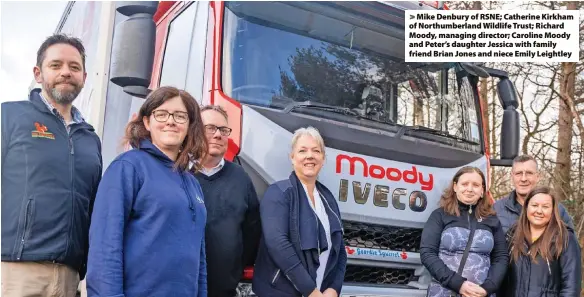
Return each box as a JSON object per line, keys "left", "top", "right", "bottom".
{"left": 152, "top": 110, "right": 189, "bottom": 124}
{"left": 205, "top": 124, "right": 232, "bottom": 136}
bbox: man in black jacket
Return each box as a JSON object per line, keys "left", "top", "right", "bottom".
{"left": 1, "top": 34, "right": 102, "bottom": 297}
{"left": 194, "top": 105, "right": 261, "bottom": 297}
{"left": 494, "top": 155, "right": 574, "bottom": 233}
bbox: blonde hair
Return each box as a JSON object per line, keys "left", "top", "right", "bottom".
{"left": 291, "top": 126, "right": 326, "bottom": 158}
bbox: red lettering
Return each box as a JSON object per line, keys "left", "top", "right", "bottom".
{"left": 386, "top": 168, "right": 402, "bottom": 181}
{"left": 403, "top": 166, "right": 418, "bottom": 183}
{"left": 335, "top": 154, "right": 434, "bottom": 191}
{"left": 336, "top": 154, "right": 368, "bottom": 177}
{"left": 369, "top": 165, "right": 385, "bottom": 179}
{"left": 419, "top": 173, "right": 434, "bottom": 191}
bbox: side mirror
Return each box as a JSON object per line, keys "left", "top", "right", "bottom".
{"left": 459, "top": 63, "right": 490, "bottom": 78}
{"left": 494, "top": 108, "right": 520, "bottom": 163}
{"left": 109, "top": 2, "right": 158, "bottom": 98}
{"left": 491, "top": 78, "right": 520, "bottom": 167}
{"left": 496, "top": 79, "right": 519, "bottom": 109}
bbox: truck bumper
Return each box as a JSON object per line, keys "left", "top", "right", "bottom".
{"left": 237, "top": 283, "right": 427, "bottom": 297}
{"left": 339, "top": 285, "right": 427, "bottom": 297}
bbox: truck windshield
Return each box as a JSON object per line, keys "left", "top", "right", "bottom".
{"left": 222, "top": 2, "right": 482, "bottom": 145}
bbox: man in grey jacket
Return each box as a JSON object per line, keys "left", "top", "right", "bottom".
{"left": 494, "top": 155, "right": 574, "bottom": 233}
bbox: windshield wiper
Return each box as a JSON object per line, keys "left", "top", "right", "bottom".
{"left": 400, "top": 125, "right": 480, "bottom": 145}
{"left": 282, "top": 100, "right": 361, "bottom": 117}
{"left": 280, "top": 99, "right": 395, "bottom": 126}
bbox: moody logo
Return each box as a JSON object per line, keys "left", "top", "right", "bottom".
{"left": 336, "top": 154, "right": 434, "bottom": 191}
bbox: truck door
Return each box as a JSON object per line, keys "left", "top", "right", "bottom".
{"left": 153, "top": 1, "right": 212, "bottom": 106}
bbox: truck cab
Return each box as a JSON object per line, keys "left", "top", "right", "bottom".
{"left": 55, "top": 1, "right": 520, "bottom": 296}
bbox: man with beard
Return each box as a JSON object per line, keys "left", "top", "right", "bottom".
{"left": 1, "top": 34, "right": 102, "bottom": 297}
{"left": 193, "top": 105, "right": 261, "bottom": 297}
{"left": 494, "top": 155, "right": 574, "bottom": 233}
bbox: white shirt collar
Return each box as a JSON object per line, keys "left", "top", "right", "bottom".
{"left": 301, "top": 183, "right": 323, "bottom": 212}
{"left": 199, "top": 158, "right": 225, "bottom": 176}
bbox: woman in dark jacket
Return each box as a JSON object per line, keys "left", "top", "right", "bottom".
{"left": 86, "top": 87, "right": 209, "bottom": 297}
{"left": 420, "top": 166, "right": 509, "bottom": 297}
{"left": 500, "top": 186, "right": 581, "bottom": 297}
{"left": 252, "top": 126, "right": 347, "bottom": 297}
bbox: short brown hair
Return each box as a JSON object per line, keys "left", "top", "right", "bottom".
{"left": 513, "top": 154, "right": 538, "bottom": 170}
{"left": 201, "top": 105, "right": 228, "bottom": 121}
{"left": 439, "top": 166, "right": 494, "bottom": 219}
{"left": 510, "top": 186, "right": 568, "bottom": 263}
{"left": 124, "top": 86, "right": 207, "bottom": 172}
{"left": 37, "top": 33, "right": 86, "bottom": 71}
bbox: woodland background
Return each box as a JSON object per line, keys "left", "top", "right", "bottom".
{"left": 445, "top": 0, "right": 583, "bottom": 290}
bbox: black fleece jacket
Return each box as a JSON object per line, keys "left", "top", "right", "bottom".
{"left": 420, "top": 202, "right": 509, "bottom": 295}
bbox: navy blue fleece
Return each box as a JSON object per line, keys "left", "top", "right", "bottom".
{"left": 86, "top": 140, "right": 207, "bottom": 297}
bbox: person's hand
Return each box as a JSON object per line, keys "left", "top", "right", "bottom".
{"left": 460, "top": 281, "right": 486, "bottom": 297}
{"left": 308, "top": 289, "right": 325, "bottom": 297}
{"left": 474, "top": 285, "right": 487, "bottom": 297}
{"left": 323, "top": 288, "right": 338, "bottom": 297}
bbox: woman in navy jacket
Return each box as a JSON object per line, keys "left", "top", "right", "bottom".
{"left": 499, "top": 186, "right": 581, "bottom": 297}
{"left": 252, "top": 127, "right": 347, "bottom": 297}
{"left": 86, "top": 86, "right": 209, "bottom": 297}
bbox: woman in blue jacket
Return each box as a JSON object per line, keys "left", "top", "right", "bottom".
{"left": 252, "top": 126, "right": 347, "bottom": 297}
{"left": 86, "top": 86, "right": 209, "bottom": 297}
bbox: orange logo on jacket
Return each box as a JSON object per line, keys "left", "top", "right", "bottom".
{"left": 32, "top": 122, "right": 55, "bottom": 139}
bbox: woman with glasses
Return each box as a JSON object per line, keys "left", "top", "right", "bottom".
{"left": 86, "top": 86, "right": 209, "bottom": 297}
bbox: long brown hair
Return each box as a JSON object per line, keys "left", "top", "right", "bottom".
{"left": 124, "top": 86, "right": 207, "bottom": 172}
{"left": 510, "top": 186, "right": 567, "bottom": 263}
{"left": 439, "top": 166, "right": 494, "bottom": 218}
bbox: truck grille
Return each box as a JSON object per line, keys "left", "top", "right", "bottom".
{"left": 344, "top": 264, "right": 415, "bottom": 285}
{"left": 343, "top": 220, "right": 423, "bottom": 252}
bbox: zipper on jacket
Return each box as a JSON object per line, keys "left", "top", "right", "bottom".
{"left": 315, "top": 212, "right": 320, "bottom": 255}
{"left": 311, "top": 194, "right": 320, "bottom": 255}
{"left": 285, "top": 273, "right": 301, "bottom": 291}
{"left": 296, "top": 197, "right": 304, "bottom": 250}
{"left": 65, "top": 130, "right": 75, "bottom": 262}
{"left": 271, "top": 269, "right": 281, "bottom": 284}
{"left": 16, "top": 200, "right": 33, "bottom": 260}
{"left": 320, "top": 192, "right": 344, "bottom": 235}
{"left": 308, "top": 189, "right": 320, "bottom": 254}
{"left": 319, "top": 192, "right": 344, "bottom": 282}
{"left": 68, "top": 136, "right": 74, "bottom": 155}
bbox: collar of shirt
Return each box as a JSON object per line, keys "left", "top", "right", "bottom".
{"left": 39, "top": 92, "right": 85, "bottom": 125}
{"left": 199, "top": 158, "right": 225, "bottom": 176}
{"left": 301, "top": 182, "right": 323, "bottom": 213}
